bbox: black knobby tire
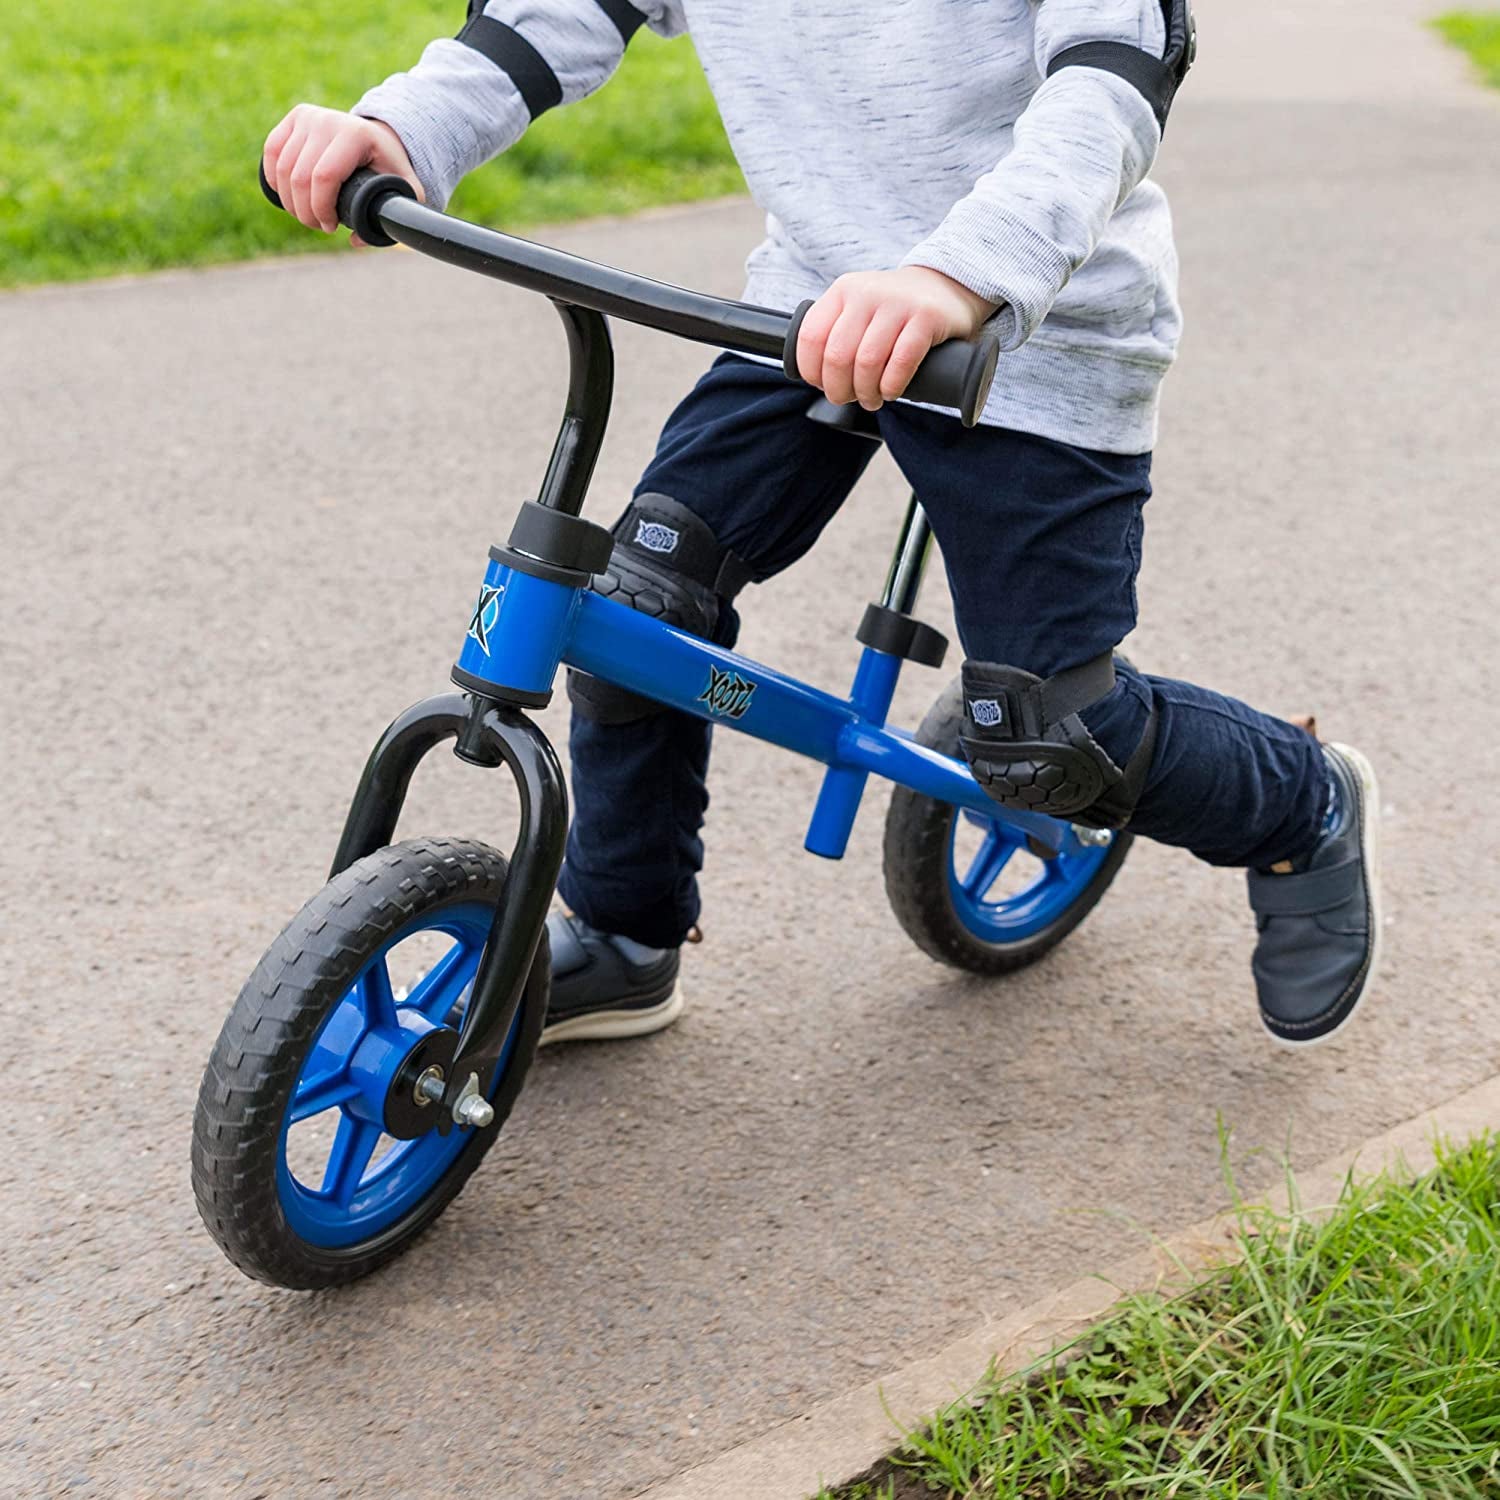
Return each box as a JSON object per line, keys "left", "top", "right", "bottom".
{"left": 190, "top": 836, "right": 548, "bottom": 1289}
{"left": 882, "top": 677, "right": 1133, "bottom": 975}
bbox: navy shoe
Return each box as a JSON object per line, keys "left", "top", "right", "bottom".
{"left": 539, "top": 912, "right": 684, "bottom": 1046}
{"left": 1246, "top": 743, "right": 1382, "bottom": 1048}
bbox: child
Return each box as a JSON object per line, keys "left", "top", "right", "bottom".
{"left": 264, "top": 0, "right": 1380, "bottom": 1050}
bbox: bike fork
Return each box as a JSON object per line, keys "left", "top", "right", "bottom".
{"left": 330, "top": 690, "right": 568, "bottom": 1133}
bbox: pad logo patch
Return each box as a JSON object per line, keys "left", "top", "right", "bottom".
{"left": 699, "top": 665, "right": 756, "bottom": 720}
{"left": 467, "top": 583, "right": 504, "bottom": 656}
{"left": 969, "top": 697, "right": 1004, "bottom": 729}
{"left": 634, "top": 519, "right": 680, "bottom": 555}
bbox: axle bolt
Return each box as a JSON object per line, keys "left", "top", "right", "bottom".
{"left": 448, "top": 1070, "right": 494, "bottom": 1129}
{"left": 1072, "top": 825, "right": 1113, "bottom": 847}
{"left": 456, "top": 1096, "right": 495, "bottom": 1129}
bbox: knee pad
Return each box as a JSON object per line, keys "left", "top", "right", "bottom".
{"left": 567, "top": 494, "right": 752, "bottom": 725}
{"left": 959, "top": 654, "right": 1158, "bottom": 830}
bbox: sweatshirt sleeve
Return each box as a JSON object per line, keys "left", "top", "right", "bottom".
{"left": 902, "top": 0, "right": 1167, "bottom": 351}
{"left": 352, "top": 0, "right": 687, "bottom": 209}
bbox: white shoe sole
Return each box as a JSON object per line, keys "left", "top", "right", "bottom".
{"left": 537, "top": 981, "right": 686, "bottom": 1047}
{"left": 1265, "top": 741, "right": 1382, "bottom": 1052}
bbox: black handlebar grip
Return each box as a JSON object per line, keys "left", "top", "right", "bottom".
{"left": 781, "top": 298, "right": 1001, "bottom": 428}
{"left": 258, "top": 159, "right": 284, "bottom": 211}
{"left": 257, "top": 161, "right": 417, "bottom": 247}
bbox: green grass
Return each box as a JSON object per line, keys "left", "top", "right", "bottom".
{"left": 816, "top": 1136, "right": 1500, "bottom": 1499}
{"left": 1435, "top": 12, "right": 1500, "bottom": 88}
{"left": 0, "top": 0, "right": 741, "bottom": 287}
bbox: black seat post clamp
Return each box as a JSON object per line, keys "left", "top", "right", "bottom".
{"left": 855, "top": 603, "right": 949, "bottom": 670}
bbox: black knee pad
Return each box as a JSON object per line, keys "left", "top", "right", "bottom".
{"left": 959, "top": 655, "right": 1158, "bottom": 830}
{"left": 567, "top": 494, "right": 752, "bottom": 726}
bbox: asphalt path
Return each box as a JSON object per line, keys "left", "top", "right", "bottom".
{"left": 4, "top": 3, "right": 1498, "bottom": 1494}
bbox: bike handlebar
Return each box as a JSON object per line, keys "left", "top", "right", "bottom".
{"left": 259, "top": 164, "right": 1001, "bottom": 426}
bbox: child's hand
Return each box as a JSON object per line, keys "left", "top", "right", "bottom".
{"left": 263, "top": 106, "right": 424, "bottom": 241}
{"left": 795, "top": 268, "right": 998, "bottom": 411}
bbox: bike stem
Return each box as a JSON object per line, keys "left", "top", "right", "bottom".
{"left": 537, "top": 303, "right": 615, "bottom": 518}
{"left": 330, "top": 691, "right": 568, "bottom": 1133}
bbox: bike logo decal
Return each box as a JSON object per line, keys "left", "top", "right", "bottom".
{"left": 699, "top": 665, "right": 756, "bottom": 720}
{"left": 634, "top": 519, "right": 680, "bottom": 555}
{"left": 969, "top": 697, "right": 1004, "bottom": 728}
{"left": 467, "top": 583, "right": 504, "bottom": 656}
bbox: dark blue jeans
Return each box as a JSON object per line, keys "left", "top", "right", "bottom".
{"left": 557, "top": 356, "right": 1329, "bottom": 948}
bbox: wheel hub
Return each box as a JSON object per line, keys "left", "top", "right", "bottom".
{"left": 346, "top": 1014, "right": 460, "bottom": 1140}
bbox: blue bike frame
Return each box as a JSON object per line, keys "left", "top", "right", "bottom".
{"left": 454, "top": 556, "right": 1084, "bottom": 862}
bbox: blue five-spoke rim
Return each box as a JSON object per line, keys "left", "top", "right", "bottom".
{"left": 276, "top": 901, "right": 518, "bottom": 1249}
{"left": 946, "top": 811, "right": 1111, "bottom": 943}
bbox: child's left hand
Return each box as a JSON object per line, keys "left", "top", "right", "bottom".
{"left": 795, "top": 267, "right": 998, "bottom": 412}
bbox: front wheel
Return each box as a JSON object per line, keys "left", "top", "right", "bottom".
{"left": 883, "top": 679, "right": 1133, "bottom": 975}
{"left": 191, "top": 836, "right": 548, "bottom": 1289}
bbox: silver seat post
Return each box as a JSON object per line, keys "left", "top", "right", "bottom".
{"left": 881, "top": 494, "right": 935, "bottom": 615}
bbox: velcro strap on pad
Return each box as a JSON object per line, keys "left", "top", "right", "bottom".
{"left": 1247, "top": 857, "right": 1361, "bottom": 918}
{"left": 1038, "top": 653, "right": 1117, "bottom": 726}
{"left": 456, "top": 15, "right": 563, "bottom": 118}
{"left": 592, "top": 0, "right": 646, "bottom": 42}
{"left": 1047, "top": 40, "right": 1180, "bottom": 129}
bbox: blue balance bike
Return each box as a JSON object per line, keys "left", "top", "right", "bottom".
{"left": 192, "top": 170, "right": 1132, "bottom": 1288}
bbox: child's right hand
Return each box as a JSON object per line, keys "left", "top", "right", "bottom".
{"left": 263, "top": 106, "right": 424, "bottom": 239}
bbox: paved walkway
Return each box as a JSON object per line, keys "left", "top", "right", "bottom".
{"left": 4, "top": 3, "right": 1497, "bottom": 1495}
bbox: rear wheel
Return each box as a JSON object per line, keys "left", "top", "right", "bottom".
{"left": 191, "top": 836, "right": 548, "bottom": 1289}
{"left": 883, "top": 679, "right": 1132, "bottom": 975}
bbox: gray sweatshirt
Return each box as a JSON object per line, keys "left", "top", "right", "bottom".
{"left": 355, "top": 0, "right": 1181, "bottom": 455}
